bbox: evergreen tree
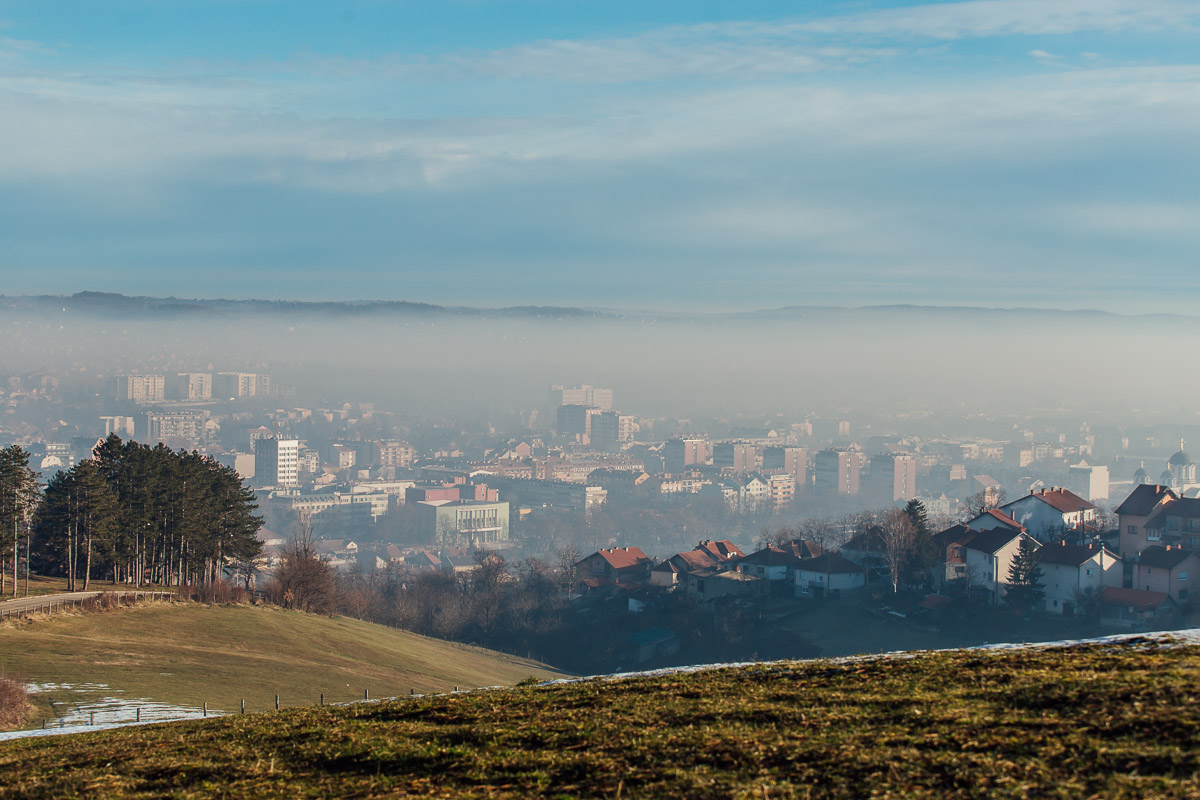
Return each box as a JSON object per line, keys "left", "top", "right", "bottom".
{"left": 0, "top": 446, "right": 41, "bottom": 596}
{"left": 1004, "top": 537, "right": 1044, "bottom": 611}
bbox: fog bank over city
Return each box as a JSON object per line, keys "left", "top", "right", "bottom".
{"left": 3, "top": 294, "right": 1196, "bottom": 420}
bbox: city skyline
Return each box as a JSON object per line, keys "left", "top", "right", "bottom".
{"left": 2, "top": 1, "right": 1199, "bottom": 312}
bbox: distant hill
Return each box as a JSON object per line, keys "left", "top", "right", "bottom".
{"left": 1, "top": 291, "right": 1194, "bottom": 322}
{"left": 0, "top": 603, "right": 564, "bottom": 724}
{"left": 2, "top": 632, "right": 1197, "bottom": 798}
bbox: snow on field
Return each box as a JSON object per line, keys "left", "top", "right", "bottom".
{"left": 0, "top": 683, "right": 218, "bottom": 742}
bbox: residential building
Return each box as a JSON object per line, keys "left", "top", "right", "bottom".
{"left": 100, "top": 415, "right": 136, "bottom": 438}
{"left": 961, "top": 529, "right": 1040, "bottom": 605}
{"left": 713, "top": 442, "right": 758, "bottom": 473}
{"left": 113, "top": 374, "right": 165, "bottom": 404}
{"left": 762, "top": 446, "right": 807, "bottom": 489}
{"left": 997, "top": 488, "right": 1097, "bottom": 542}
{"left": 254, "top": 437, "right": 300, "bottom": 487}
{"left": 795, "top": 553, "right": 866, "bottom": 599}
{"left": 144, "top": 410, "right": 206, "bottom": 445}
{"left": 414, "top": 499, "right": 511, "bottom": 548}
{"left": 165, "top": 372, "right": 213, "bottom": 401}
{"left": 577, "top": 546, "right": 652, "bottom": 586}
{"left": 663, "top": 438, "right": 711, "bottom": 473}
{"left": 867, "top": 453, "right": 917, "bottom": 504}
{"left": 214, "top": 372, "right": 271, "bottom": 399}
{"left": 649, "top": 550, "right": 718, "bottom": 587}
{"left": 1133, "top": 545, "right": 1200, "bottom": 604}
{"left": 813, "top": 448, "right": 863, "bottom": 495}
{"left": 1067, "top": 460, "right": 1110, "bottom": 502}
{"left": 376, "top": 440, "right": 414, "bottom": 468}
{"left": 1117, "top": 484, "right": 1179, "bottom": 555}
{"left": 549, "top": 384, "right": 613, "bottom": 411}
{"left": 1037, "top": 542, "right": 1122, "bottom": 615}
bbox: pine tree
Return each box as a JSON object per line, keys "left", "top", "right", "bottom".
{"left": 0, "top": 446, "right": 41, "bottom": 596}
{"left": 1004, "top": 537, "right": 1044, "bottom": 611}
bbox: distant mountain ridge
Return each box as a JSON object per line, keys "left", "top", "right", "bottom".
{"left": 0, "top": 291, "right": 1191, "bottom": 322}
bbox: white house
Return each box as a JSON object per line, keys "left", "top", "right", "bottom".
{"left": 795, "top": 552, "right": 866, "bottom": 599}
{"left": 1036, "top": 542, "right": 1122, "bottom": 615}
{"left": 962, "top": 529, "right": 1039, "bottom": 605}
{"left": 998, "top": 488, "right": 1096, "bottom": 542}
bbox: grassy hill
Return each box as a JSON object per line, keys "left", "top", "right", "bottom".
{"left": 1, "top": 634, "right": 1197, "bottom": 798}
{"left": 0, "top": 602, "right": 563, "bottom": 723}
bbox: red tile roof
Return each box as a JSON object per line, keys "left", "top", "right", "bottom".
{"left": 594, "top": 546, "right": 651, "bottom": 570}
{"left": 1099, "top": 586, "right": 1171, "bottom": 612}
{"left": 1137, "top": 545, "right": 1197, "bottom": 571}
{"left": 962, "top": 529, "right": 1025, "bottom": 555}
{"left": 695, "top": 539, "right": 745, "bottom": 561}
{"left": 797, "top": 552, "right": 862, "bottom": 575}
{"left": 1020, "top": 488, "right": 1096, "bottom": 515}
{"left": 975, "top": 508, "right": 1026, "bottom": 531}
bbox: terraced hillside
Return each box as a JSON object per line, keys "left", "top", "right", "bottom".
{"left": 2, "top": 633, "right": 1197, "bottom": 798}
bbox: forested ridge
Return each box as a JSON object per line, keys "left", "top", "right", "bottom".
{"left": 0, "top": 435, "right": 261, "bottom": 593}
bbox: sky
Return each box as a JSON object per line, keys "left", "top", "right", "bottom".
{"left": 1, "top": 0, "right": 1198, "bottom": 312}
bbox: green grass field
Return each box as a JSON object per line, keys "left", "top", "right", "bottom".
{"left": 0, "top": 602, "right": 563, "bottom": 725}
{"left": 1, "top": 636, "right": 1197, "bottom": 798}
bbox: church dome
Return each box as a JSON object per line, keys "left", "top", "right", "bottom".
{"left": 1169, "top": 449, "right": 1193, "bottom": 467}
{"left": 1161, "top": 469, "right": 1176, "bottom": 485}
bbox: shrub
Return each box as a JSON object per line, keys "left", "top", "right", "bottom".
{"left": 0, "top": 678, "right": 30, "bottom": 731}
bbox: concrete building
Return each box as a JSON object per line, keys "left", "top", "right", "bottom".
{"left": 214, "top": 372, "right": 271, "bottom": 399}
{"left": 376, "top": 440, "right": 414, "bottom": 468}
{"left": 144, "top": 410, "right": 206, "bottom": 446}
{"left": 113, "top": 374, "right": 165, "bottom": 404}
{"left": 1038, "top": 542, "right": 1122, "bottom": 615}
{"left": 663, "top": 438, "right": 711, "bottom": 473}
{"left": 100, "top": 415, "right": 136, "bottom": 438}
{"left": 589, "top": 411, "right": 626, "bottom": 451}
{"left": 166, "top": 372, "right": 213, "bottom": 401}
{"left": 813, "top": 448, "right": 864, "bottom": 495}
{"left": 549, "top": 384, "right": 613, "bottom": 411}
{"left": 1068, "top": 460, "right": 1110, "bottom": 502}
{"left": 254, "top": 437, "right": 300, "bottom": 487}
{"left": 762, "top": 446, "right": 807, "bottom": 489}
{"left": 997, "top": 488, "right": 1097, "bottom": 543}
{"left": 713, "top": 442, "right": 758, "bottom": 473}
{"left": 415, "top": 499, "right": 510, "bottom": 548}
{"left": 867, "top": 453, "right": 917, "bottom": 504}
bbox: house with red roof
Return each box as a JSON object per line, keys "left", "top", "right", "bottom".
{"left": 577, "top": 546, "right": 652, "bottom": 587}
{"left": 1099, "top": 586, "right": 1178, "bottom": 628}
{"left": 649, "top": 550, "right": 718, "bottom": 587}
{"left": 695, "top": 539, "right": 745, "bottom": 563}
{"left": 965, "top": 508, "right": 1026, "bottom": 535}
{"left": 961, "top": 528, "right": 1040, "bottom": 605}
{"left": 997, "top": 487, "right": 1097, "bottom": 542}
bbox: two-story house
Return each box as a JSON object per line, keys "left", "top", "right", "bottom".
{"left": 1036, "top": 542, "right": 1122, "bottom": 615}
{"left": 998, "top": 488, "right": 1096, "bottom": 543}
{"left": 1133, "top": 545, "right": 1200, "bottom": 604}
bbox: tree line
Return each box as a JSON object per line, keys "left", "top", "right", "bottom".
{"left": 0, "top": 435, "right": 262, "bottom": 594}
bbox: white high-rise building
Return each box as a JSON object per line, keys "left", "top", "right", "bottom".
{"left": 254, "top": 438, "right": 299, "bottom": 487}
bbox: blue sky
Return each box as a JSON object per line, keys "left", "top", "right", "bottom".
{"left": 1, "top": 0, "right": 1198, "bottom": 311}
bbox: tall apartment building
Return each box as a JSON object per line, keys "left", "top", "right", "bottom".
{"left": 145, "top": 410, "right": 206, "bottom": 446}
{"left": 763, "top": 446, "right": 807, "bottom": 489}
{"left": 377, "top": 440, "right": 414, "bottom": 468}
{"left": 113, "top": 374, "right": 165, "bottom": 404}
{"left": 713, "top": 442, "right": 759, "bottom": 473}
{"left": 214, "top": 372, "right": 271, "bottom": 399}
{"left": 663, "top": 438, "right": 711, "bottom": 473}
{"left": 166, "top": 372, "right": 213, "bottom": 401}
{"left": 589, "top": 411, "right": 622, "bottom": 451}
{"left": 867, "top": 453, "right": 918, "bottom": 503}
{"left": 254, "top": 437, "right": 300, "bottom": 488}
{"left": 549, "top": 384, "right": 613, "bottom": 411}
{"left": 814, "top": 448, "right": 864, "bottom": 495}
{"left": 557, "top": 404, "right": 590, "bottom": 438}
{"left": 100, "top": 415, "right": 136, "bottom": 438}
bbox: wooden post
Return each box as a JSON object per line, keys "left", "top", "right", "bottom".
{"left": 241, "top": 699, "right": 245, "bottom": 714}
{"left": 320, "top": 693, "right": 324, "bottom": 706}
{"left": 90, "top": 711, "right": 95, "bottom": 725}
{"left": 275, "top": 694, "right": 279, "bottom": 711}
{"left": 137, "top": 708, "right": 141, "bottom": 722}
{"left": 203, "top": 703, "right": 207, "bottom": 717}
{"left": 364, "top": 688, "right": 369, "bottom": 701}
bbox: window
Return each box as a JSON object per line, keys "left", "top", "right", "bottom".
{"left": 818, "top": 575, "right": 825, "bottom": 583}
{"left": 1182, "top": 589, "right": 1190, "bottom": 600}
{"left": 1127, "top": 525, "right": 1137, "bottom": 535}
{"left": 1086, "top": 568, "right": 1093, "bottom": 576}
{"left": 1180, "top": 572, "right": 1189, "bottom": 582}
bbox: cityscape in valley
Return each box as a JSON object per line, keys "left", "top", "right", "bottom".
{"left": 3, "top": 0, "right": 1200, "bottom": 794}
{"left": 3, "top": 294, "right": 1198, "bottom": 673}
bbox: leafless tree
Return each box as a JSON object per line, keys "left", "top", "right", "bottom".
{"left": 879, "top": 508, "right": 917, "bottom": 594}
{"left": 270, "top": 513, "right": 336, "bottom": 614}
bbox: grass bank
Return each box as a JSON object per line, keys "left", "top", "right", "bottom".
{"left": 0, "top": 603, "right": 563, "bottom": 725}
{"left": 1, "top": 636, "right": 1197, "bottom": 798}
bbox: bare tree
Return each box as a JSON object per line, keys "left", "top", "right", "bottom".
{"left": 270, "top": 513, "right": 336, "bottom": 614}
{"left": 879, "top": 508, "right": 917, "bottom": 594}
{"left": 554, "top": 543, "right": 583, "bottom": 598}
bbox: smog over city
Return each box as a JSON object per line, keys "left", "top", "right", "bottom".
{"left": 2, "top": 2, "right": 1200, "bottom": 797}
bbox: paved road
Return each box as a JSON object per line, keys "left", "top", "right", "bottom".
{"left": 0, "top": 590, "right": 172, "bottom": 616}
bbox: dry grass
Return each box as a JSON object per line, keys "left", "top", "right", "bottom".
{"left": 1, "top": 637, "right": 1197, "bottom": 798}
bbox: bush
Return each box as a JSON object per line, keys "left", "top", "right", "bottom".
{"left": 0, "top": 678, "right": 30, "bottom": 731}
{"left": 82, "top": 592, "right": 122, "bottom": 612}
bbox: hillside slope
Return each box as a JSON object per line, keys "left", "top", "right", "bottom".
{"left": 0, "top": 603, "right": 562, "bottom": 722}
{"left": 1, "top": 634, "right": 1197, "bottom": 798}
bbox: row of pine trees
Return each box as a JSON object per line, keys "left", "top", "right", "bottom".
{"left": 0, "top": 435, "right": 262, "bottom": 594}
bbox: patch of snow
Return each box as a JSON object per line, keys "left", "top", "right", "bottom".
{"left": 0, "top": 682, "right": 219, "bottom": 742}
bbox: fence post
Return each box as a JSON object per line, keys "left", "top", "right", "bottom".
{"left": 364, "top": 688, "right": 369, "bottom": 701}
{"left": 320, "top": 692, "right": 324, "bottom": 706}
{"left": 203, "top": 703, "right": 208, "bottom": 717}
{"left": 241, "top": 699, "right": 245, "bottom": 714}
{"left": 137, "top": 707, "right": 141, "bottom": 723}
{"left": 275, "top": 694, "right": 279, "bottom": 711}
